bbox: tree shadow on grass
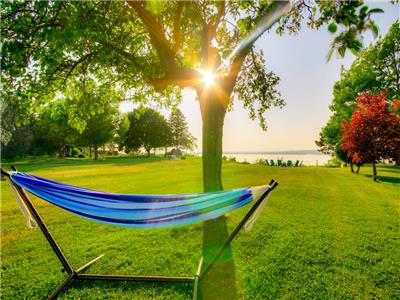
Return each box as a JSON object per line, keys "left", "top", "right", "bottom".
{"left": 377, "top": 165, "right": 400, "bottom": 174}
{"left": 63, "top": 278, "right": 193, "bottom": 299}
{"left": 1, "top": 156, "right": 168, "bottom": 173}
{"left": 365, "top": 174, "right": 400, "bottom": 184}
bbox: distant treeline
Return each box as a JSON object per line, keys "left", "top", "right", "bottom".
{"left": 2, "top": 107, "right": 195, "bottom": 160}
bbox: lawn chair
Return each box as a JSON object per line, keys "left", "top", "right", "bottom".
{"left": 270, "top": 160, "right": 275, "bottom": 166}
{"left": 277, "top": 159, "right": 282, "bottom": 167}
{"left": 287, "top": 160, "right": 293, "bottom": 167}
{"left": 265, "top": 160, "right": 270, "bottom": 166}
{"left": 1, "top": 166, "right": 278, "bottom": 300}
{"left": 294, "top": 160, "right": 300, "bottom": 167}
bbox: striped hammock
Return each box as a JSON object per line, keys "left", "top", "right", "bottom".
{"left": 9, "top": 172, "right": 269, "bottom": 229}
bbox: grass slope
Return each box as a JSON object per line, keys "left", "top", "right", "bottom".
{"left": 1, "top": 156, "right": 399, "bottom": 299}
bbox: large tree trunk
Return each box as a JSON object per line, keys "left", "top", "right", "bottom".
{"left": 350, "top": 163, "right": 360, "bottom": 173}
{"left": 58, "top": 144, "right": 65, "bottom": 159}
{"left": 198, "top": 88, "right": 236, "bottom": 300}
{"left": 94, "top": 145, "right": 99, "bottom": 160}
{"left": 372, "top": 161, "right": 377, "bottom": 181}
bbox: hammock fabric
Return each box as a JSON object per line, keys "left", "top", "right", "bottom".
{"left": 10, "top": 172, "right": 268, "bottom": 229}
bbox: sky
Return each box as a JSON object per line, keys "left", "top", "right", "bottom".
{"left": 121, "top": 2, "right": 399, "bottom": 152}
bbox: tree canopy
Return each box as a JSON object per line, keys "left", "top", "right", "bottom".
{"left": 124, "top": 107, "right": 171, "bottom": 156}
{"left": 2, "top": 1, "right": 386, "bottom": 139}
{"left": 341, "top": 92, "right": 400, "bottom": 181}
{"left": 317, "top": 21, "right": 400, "bottom": 157}
{"left": 168, "top": 108, "right": 196, "bottom": 151}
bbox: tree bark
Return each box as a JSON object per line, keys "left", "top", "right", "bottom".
{"left": 58, "top": 144, "right": 65, "bottom": 159}
{"left": 147, "top": 148, "right": 151, "bottom": 157}
{"left": 89, "top": 146, "right": 92, "bottom": 158}
{"left": 94, "top": 145, "right": 99, "bottom": 160}
{"left": 350, "top": 163, "right": 360, "bottom": 173}
{"left": 198, "top": 88, "right": 236, "bottom": 300}
{"left": 372, "top": 161, "right": 377, "bottom": 181}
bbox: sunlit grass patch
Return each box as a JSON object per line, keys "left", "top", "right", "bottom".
{"left": 1, "top": 156, "right": 399, "bottom": 299}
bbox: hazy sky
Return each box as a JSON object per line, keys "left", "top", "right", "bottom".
{"left": 121, "top": 2, "right": 399, "bottom": 152}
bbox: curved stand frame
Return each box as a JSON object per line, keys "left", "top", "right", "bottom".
{"left": 1, "top": 166, "right": 277, "bottom": 300}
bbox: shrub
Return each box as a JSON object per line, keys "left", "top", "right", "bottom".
{"left": 324, "top": 157, "right": 342, "bottom": 168}
{"left": 254, "top": 158, "right": 266, "bottom": 165}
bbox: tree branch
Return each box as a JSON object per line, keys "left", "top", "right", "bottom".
{"left": 126, "top": 0, "right": 176, "bottom": 71}
{"left": 209, "top": 1, "right": 226, "bottom": 40}
{"left": 173, "top": 2, "right": 184, "bottom": 51}
{"left": 150, "top": 68, "right": 201, "bottom": 91}
{"left": 63, "top": 51, "right": 99, "bottom": 84}
{"left": 223, "top": 50, "right": 248, "bottom": 95}
{"left": 99, "top": 40, "right": 141, "bottom": 67}
{"left": 126, "top": 1, "right": 203, "bottom": 91}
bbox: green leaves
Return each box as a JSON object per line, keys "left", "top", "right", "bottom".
{"left": 370, "top": 22, "right": 380, "bottom": 38}
{"left": 146, "top": 0, "right": 165, "bottom": 14}
{"left": 124, "top": 107, "right": 171, "bottom": 154}
{"left": 368, "top": 8, "right": 384, "bottom": 14}
{"left": 318, "top": 22, "right": 400, "bottom": 158}
{"left": 328, "top": 22, "right": 337, "bottom": 33}
{"left": 338, "top": 45, "right": 347, "bottom": 58}
{"left": 349, "top": 39, "right": 363, "bottom": 56}
{"left": 234, "top": 50, "right": 284, "bottom": 131}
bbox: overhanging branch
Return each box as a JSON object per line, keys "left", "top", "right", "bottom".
{"left": 126, "top": 1, "right": 177, "bottom": 71}
{"left": 173, "top": 2, "right": 184, "bottom": 51}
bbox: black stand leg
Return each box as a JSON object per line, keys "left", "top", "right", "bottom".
{"left": 199, "top": 180, "right": 278, "bottom": 279}
{"left": 192, "top": 257, "right": 203, "bottom": 300}
{"left": 48, "top": 273, "right": 76, "bottom": 300}
{"left": 76, "top": 253, "right": 105, "bottom": 274}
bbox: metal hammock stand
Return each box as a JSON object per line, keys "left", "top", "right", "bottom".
{"left": 1, "top": 166, "right": 278, "bottom": 300}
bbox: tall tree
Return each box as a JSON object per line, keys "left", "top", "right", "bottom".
{"left": 341, "top": 92, "right": 400, "bottom": 181}
{"left": 1, "top": 1, "right": 387, "bottom": 297}
{"left": 125, "top": 107, "right": 171, "bottom": 157}
{"left": 115, "top": 113, "right": 130, "bottom": 152}
{"left": 38, "top": 99, "right": 78, "bottom": 159}
{"left": 168, "top": 108, "right": 196, "bottom": 151}
{"left": 317, "top": 22, "right": 400, "bottom": 163}
{"left": 78, "top": 105, "right": 119, "bottom": 160}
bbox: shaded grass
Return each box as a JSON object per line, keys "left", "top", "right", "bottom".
{"left": 1, "top": 156, "right": 399, "bottom": 299}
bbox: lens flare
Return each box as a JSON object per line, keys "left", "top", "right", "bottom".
{"left": 200, "top": 70, "right": 215, "bottom": 87}
{"left": 216, "top": 1, "right": 293, "bottom": 74}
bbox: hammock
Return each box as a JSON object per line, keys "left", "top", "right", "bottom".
{"left": 9, "top": 171, "right": 269, "bottom": 229}
{"left": 2, "top": 167, "right": 278, "bottom": 300}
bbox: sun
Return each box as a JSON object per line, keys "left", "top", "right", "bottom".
{"left": 200, "top": 69, "right": 215, "bottom": 87}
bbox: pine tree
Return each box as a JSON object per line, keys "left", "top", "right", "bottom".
{"left": 168, "top": 109, "right": 196, "bottom": 152}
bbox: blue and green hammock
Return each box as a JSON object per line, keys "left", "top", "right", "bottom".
{"left": 9, "top": 171, "right": 271, "bottom": 229}
{"left": 2, "top": 167, "right": 277, "bottom": 300}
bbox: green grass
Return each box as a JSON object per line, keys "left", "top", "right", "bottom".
{"left": 1, "top": 156, "right": 399, "bottom": 299}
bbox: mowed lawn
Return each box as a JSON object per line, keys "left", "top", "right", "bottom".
{"left": 1, "top": 156, "right": 399, "bottom": 299}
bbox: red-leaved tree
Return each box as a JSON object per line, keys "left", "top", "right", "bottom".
{"left": 341, "top": 92, "right": 400, "bottom": 181}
